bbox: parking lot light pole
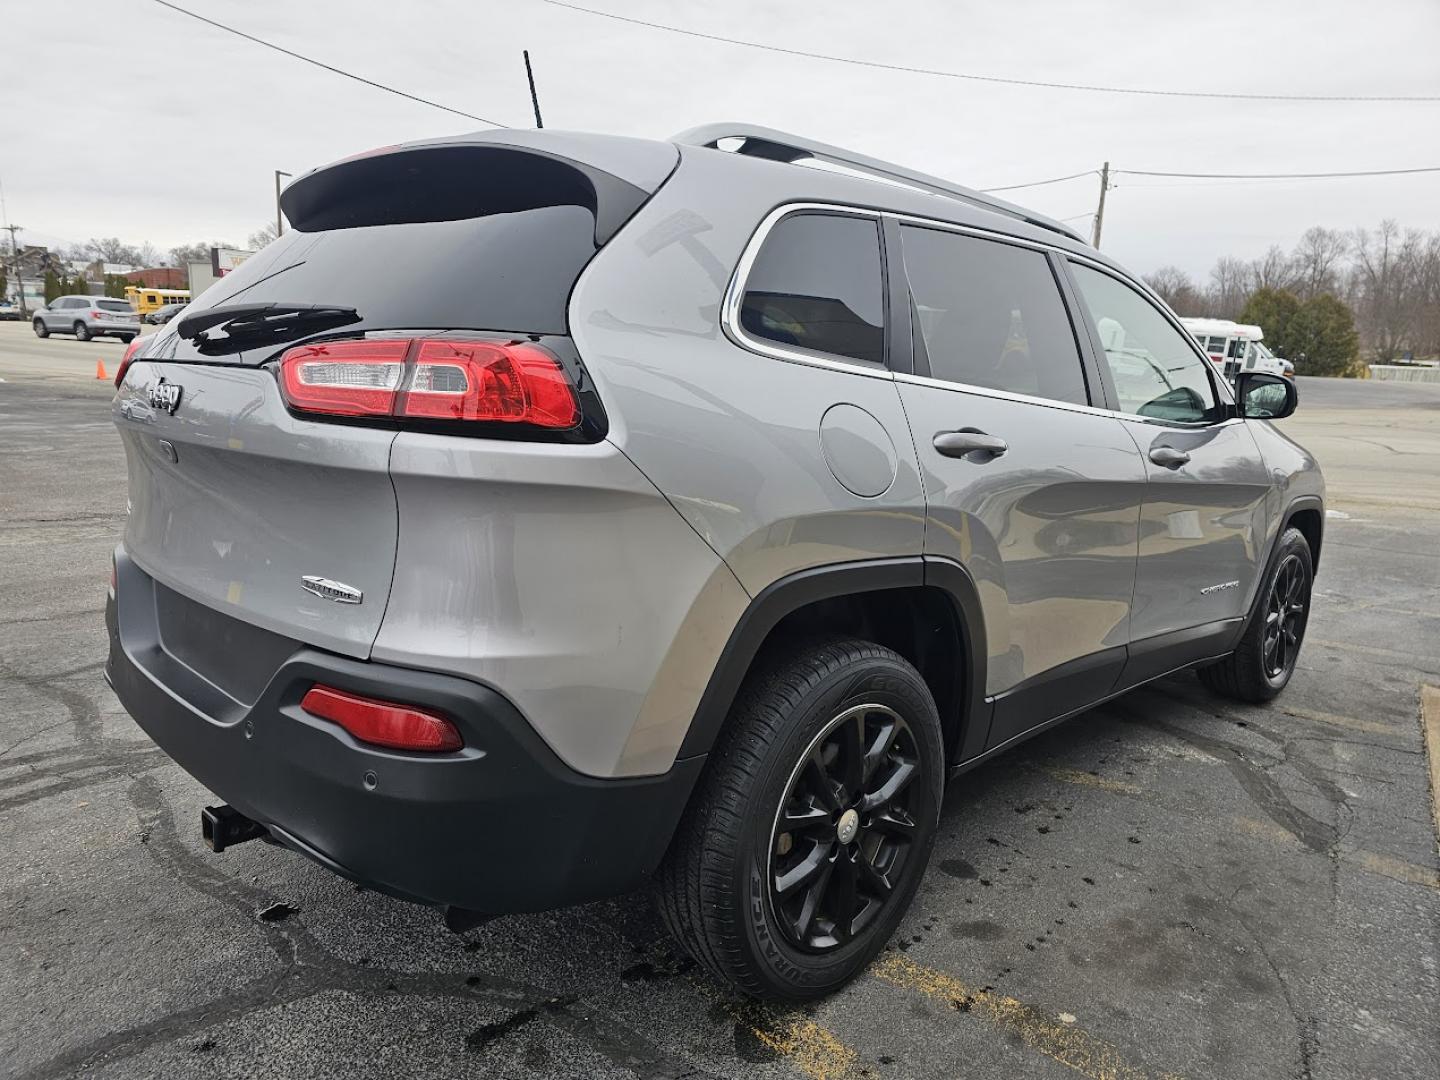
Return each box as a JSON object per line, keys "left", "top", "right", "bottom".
{"left": 275, "top": 170, "right": 293, "bottom": 239}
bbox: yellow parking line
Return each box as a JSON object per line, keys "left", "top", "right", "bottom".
{"left": 1350, "top": 849, "right": 1440, "bottom": 890}
{"left": 1310, "top": 638, "right": 1438, "bottom": 664}
{"left": 872, "top": 953, "right": 1181, "bottom": 1080}
{"left": 1036, "top": 764, "right": 1142, "bottom": 795}
{"left": 729, "top": 1006, "right": 862, "bottom": 1080}
{"left": 1233, "top": 815, "right": 1438, "bottom": 890}
{"left": 1423, "top": 685, "right": 1440, "bottom": 851}
{"left": 1277, "top": 704, "right": 1404, "bottom": 736}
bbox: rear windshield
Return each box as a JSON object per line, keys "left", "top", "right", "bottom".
{"left": 98, "top": 300, "right": 133, "bottom": 313}
{"left": 180, "top": 206, "right": 596, "bottom": 343}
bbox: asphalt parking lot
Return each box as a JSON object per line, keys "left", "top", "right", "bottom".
{"left": 2, "top": 319, "right": 1437, "bottom": 1080}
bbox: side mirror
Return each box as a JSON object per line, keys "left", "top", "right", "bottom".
{"left": 1237, "top": 372, "right": 1297, "bottom": 420}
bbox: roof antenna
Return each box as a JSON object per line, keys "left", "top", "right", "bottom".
{"left": 523, "top": 50, "right": 544, "bottom": 128}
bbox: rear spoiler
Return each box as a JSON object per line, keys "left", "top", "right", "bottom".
{"left": 673, "top": 122, "right": 1086, "bottom": 244}
{"left": 279, "top": 133, "right": 679, "bottom": 246}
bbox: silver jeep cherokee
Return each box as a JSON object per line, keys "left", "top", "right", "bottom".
{"left": 106, "top": 124, "right": 1323, "bottom": 1000}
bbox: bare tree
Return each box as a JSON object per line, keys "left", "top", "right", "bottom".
{"left": 134, "top": 242, "right": 161, "bottom": 268}
{"left": 1291, "top": 227, "right": 1348, "bottom": 300}
{"left": 247, "top": 223, "right": 278, "bottom": 249}
{"left": 87, "top": 237, "right": 140, "bottom": 265}
{"left": 1248, "top": 245, "right": 1298, "bottom": 293}
{"left": 1208, "top": 256, "right": 1250, "bottom": 319}
{"left": 1143, "top": 265, "right": 1205, "bottom": 315}
{"left": 1351, "top": 221, "right": 1419, "bottom": 360}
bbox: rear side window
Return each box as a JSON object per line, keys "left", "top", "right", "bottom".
{"left": 899, "top": 226, "right": 1089, "bottom": 405}
{"left": 739, "top": 212, "right": 885, "bottom": 365}
{"left": 1068, "top": 263, "right": 1222, "bottom": 424}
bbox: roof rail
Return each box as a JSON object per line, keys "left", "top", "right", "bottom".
{"left": 671, "top": 123, "right": 1085, "bottom": 244}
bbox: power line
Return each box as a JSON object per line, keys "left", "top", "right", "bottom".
{"left": 152, "top": 1, "right": 507, "bottom": 126}
{"left": 1117, "top": 165, "right": 1440, "bottom": 179}
{"left": 541, "top": 0, "right": 1440, "bottom": 103}
{"left": 979, "top": 170, "right": 1096, "bottom": 193}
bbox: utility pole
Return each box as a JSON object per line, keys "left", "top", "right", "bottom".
{"left": 523, "top": 50, "right": 543, "bottom": 128}
{"left": 3, "top": 222, "right": 25, "bottom": 318}
{"left": 274, "top": 170, "right": 293, "bottom": 240}
{"left": 1091, "top": 161, "right": 1110, "bottom": 249}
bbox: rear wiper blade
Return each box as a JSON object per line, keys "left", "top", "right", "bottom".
{"left": 176, "top": 302, "right": 359, "bottom": 342}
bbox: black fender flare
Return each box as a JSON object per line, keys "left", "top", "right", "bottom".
{"left": 676, "top": 556, "right": 989, "bottom": 766}
{"left": 1231, "top": 494, "right": 1325, "bottom": 648}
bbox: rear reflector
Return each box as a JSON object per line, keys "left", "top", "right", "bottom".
{"left": 300, "top": 685, "right": 463, "bottom": 752}
{"left": 278, "top": 338, "right": 579, "bottom": 429}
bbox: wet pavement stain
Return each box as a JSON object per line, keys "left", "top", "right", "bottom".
{"left": 950, "top": 920, "right": 1006, "bottom": 941}
{"left": 257, "top": 901, "right": 295, "bottom": 922}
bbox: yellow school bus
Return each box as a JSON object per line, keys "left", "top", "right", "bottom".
{"left": 124, "top": 286, "right": 190, "bottom": 315}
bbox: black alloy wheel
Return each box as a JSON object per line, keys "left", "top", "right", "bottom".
{"left": 768, "top": 702, "right": 921, "bottom": 951}
{"left": 1263, "top": 553, "right": 1309, "bottom": 680}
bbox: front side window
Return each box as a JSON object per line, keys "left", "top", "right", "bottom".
{"left": 1069, "top": 263, "right": 1222, "bottom": 424}
{"left": 900, "top": 225, "right": 1089, "bottom": 405}
{"left": 739, "top": 212, "right": 885, "bottom": 365}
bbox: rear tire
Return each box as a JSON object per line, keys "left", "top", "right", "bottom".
{"left": 73, "top": 321, "right": 90, "bottom": 341}
{"left": 119, "top": 334, "right": 136, "bottom": 343}
{"left": 657, "top": 637, "right": 943, "bottom": 1001}
{"left": 33, "top": 318, "right": 48, "bottom": 338}
{"left": 1198, "top": 527, "right": 1313, "bottom": 703}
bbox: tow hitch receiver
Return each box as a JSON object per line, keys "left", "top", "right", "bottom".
{"left": 202, "top": 804, "right": 267, "bottom": 853}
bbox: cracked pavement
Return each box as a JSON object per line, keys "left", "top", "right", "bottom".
{"left": 2, "top": 330, "right": 1438, "bottom": 1080}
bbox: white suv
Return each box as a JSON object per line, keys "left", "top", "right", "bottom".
{"left": 33, "top": 295, "right": 141, "bottom": 342}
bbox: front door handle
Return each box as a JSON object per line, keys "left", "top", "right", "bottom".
{"left": 934, "top": 429, "right": 1008, "bottom": 458}
{"left": 1149, "top": 446, "right": 1191, "bottom": 468}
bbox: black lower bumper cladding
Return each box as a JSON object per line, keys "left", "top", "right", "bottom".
{"left": 105, "top": 551, "right": 703, "bottom": 913}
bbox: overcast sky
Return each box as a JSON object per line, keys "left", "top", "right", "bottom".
{"left": 3, "top": 0, "right": 1437, "bottom": 279}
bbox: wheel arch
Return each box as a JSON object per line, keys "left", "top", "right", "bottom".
{"left": 1283, "top": 495, "right": 1324, "bottom": 574}
{"left": 677, "top": 557, "right": 989, "bottom": 768}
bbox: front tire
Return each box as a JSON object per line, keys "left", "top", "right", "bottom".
{"left": 73, "top": 321, "right": 91, "bottom": 341}
{"left": 1198, "top": 527, "right": 1313, "bottom": 703}
{"left": 33, "top": 318, "right": 49, "bottom": 338}
{"left": 658, "top": 638, "right": 943, "bottom": 1000}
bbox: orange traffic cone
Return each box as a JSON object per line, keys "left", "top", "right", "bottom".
{"left": 95, "top": 360, "right": 108, "bottom": 380}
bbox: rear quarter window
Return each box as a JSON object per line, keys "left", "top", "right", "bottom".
{"left": 738, "top": 212, "right": 885, "bottom": 365}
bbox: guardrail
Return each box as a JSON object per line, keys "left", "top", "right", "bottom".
{"left": 1368, "top": 364, "right": 1440, "bottom": 383}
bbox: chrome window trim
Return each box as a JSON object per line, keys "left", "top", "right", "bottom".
{"left": 723, "top": 200, "right": 1243, "bottom": 430}
{"left": 886, "top": 212, "right": 1060, "bottom": 255}
{"left": 893, "top": 371, "right": 1119, "bottom": 419}
{"left": 721, "top": 202, "right": 895, "bottom": 382}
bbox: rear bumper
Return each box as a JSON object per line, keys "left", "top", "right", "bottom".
{"left": 87, "top": 319, "right": 141, "bottom": 335}
{"left": 105, "top": 550, "right": 704, "bottom": 912}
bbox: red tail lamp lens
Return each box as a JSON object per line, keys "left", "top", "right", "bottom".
{"left": 300, "top": 685, "right": 463, "bottom": 752}
{"left": 398, "top": 340, "right": 579, "bottom": 427}
{"left": 277, "top": 338, "right": 579, "bottom": 429}
{"left": 279, "top": 340, "right": 410, "bottom": 416}
{"left": 116, "top": 335, "right": 148, "bottom": 388}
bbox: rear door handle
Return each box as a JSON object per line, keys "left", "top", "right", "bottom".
{"left": 1149, "top": 446, "right": 1191, "bottom": 468}
{"left": 933, "top": 429, "right": 1008, "bottom": 458}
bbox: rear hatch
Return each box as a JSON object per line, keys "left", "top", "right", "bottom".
{"left": 94, "top": 298, "right": 138, "bottom": 324}
{"left": 114, "top": 132, "right": 676, "bottom": 663}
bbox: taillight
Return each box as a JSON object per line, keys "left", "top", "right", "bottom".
{"left": 279, "top": 339, "right": 409, "bottom": 416}
{"left": 300, "top": 685, "right": 463, "bottom": 752}
{"left": 277, "top": 338, "right": 580, "bottom": 430}
{"left": 115, "top": 334, "right": 148, "bottom": 388}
